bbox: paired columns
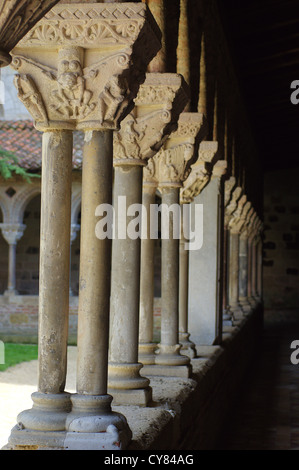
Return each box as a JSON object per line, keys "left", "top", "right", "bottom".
{"left": 108, "top": 72, "right": 189, "bottom": 405}
{"left": 141, "top": 112, "right": 206, "bottom": 377}
{"left": 8, "top": 1, "right": 161, "bottom": 450}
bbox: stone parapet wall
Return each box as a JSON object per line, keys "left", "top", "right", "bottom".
{"left": 0, "top": 296, "right": 162, "bottom": 344}
{"left": 117, "top": 303, "right": 264, "bottom": 450}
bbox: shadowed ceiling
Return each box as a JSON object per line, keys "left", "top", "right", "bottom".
{"left": 218, "top": 0, "right": 299, "bottom": 172}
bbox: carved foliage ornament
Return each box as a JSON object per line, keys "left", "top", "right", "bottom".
{"left": 144, "top": 113, "right": 206, "bottom": 188}
{"left": 179, "top": 140, "right": 219, "bottom": 204}
{"left": 10, "top": 3, "right": 162, "bottom": 130}
{"left": 228, "top": 195, "right": 248, "bottom": 234}
{"left": 224, "top": 186, "right": 242, "bottom": 227}
{"left": 0, "top": 0, "right": 60, "bottom": 66}
{"left": 113, "top": 73, "right": 189, "bottom": 166}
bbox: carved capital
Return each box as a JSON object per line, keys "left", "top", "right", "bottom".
{"left": 180, "top": 141, "right": 218, "bottom": 203}
{"left": 211, "top": 159, "right": 227, "bottom": 178}
{"left": 228, "top": 194, "right": 248, "bottom": 234}
{"left": 113, "top": 72, "right": 189, "bottom": 167}
{"left": 240, "top": 204, "right": 254, "bottom": 239}
{"left": 144, "top": 112, "right": 206, "bottom": 189}
{"left": 224, "top": 176, "right": 237, "bottom": 207}
{"left": 11, "top": 2, "right": 161, "bottom": 131}
{"left": 224, "top": 186, "right": 242, "bottom": 228}
{"left": 0, "top": 223, "right": 26, "bottom": 245}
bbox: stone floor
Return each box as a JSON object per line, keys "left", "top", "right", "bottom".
{"left": 216, "top": 310, "right": 299, "bottom": 450}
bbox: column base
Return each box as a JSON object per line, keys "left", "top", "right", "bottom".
{"left": 108, "top": 362, "right": 152, "bottom": 405}
{"left": 155, "top": 343, "right": 191, "bottom": 366}
{"left": 248, "top": 296, "right": 258, "bottom": 307}
{"left": 178, "top": 333, "right": 197, "bottom": 358}
{"left": 138, "top": 342, "right": 157, "bottom": 365}
{"left": 15, "top": 392, "right": 72, "bottom": 432}
{"left": 6, "top": 426, "right": 68, "bottom": 450}
{"left": 4, "top": 289, "right": 18, "bottom": 297}
{"left": 6, "top": 424, "right": 131, "bottom": 451}
{"left": 142, "top": 363, "right": 192, "bottom": 378}
{"left": 5, "top": 392, "right": 72, "bottom": 450}
{"left": 108, "top": 386, "right": 152, "bottom": 406}
{"left": 222, "top": 308, "right": 233, "bottom": 326}
{"left": 239, "top": 300, "right": 252, "bottom": 315}
{"left": 65, "top": 394, "right": 132, "bottom": 450}
{"left": 227, "top": 304, "right": 245, "bottom": 324}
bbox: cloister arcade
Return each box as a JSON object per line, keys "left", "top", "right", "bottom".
{"left": 0, "top": 0, "right": 264, "bottom": 451}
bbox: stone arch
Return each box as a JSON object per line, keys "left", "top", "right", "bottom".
{"left": 0, "top": 189, "right": 11, "bottom": 224}
{"left": 10, "top": 183, "right": 41, "bottom": 225}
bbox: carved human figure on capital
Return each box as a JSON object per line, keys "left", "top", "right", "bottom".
{"left": 11, "top": 47, "right": 131, "bottom": 129}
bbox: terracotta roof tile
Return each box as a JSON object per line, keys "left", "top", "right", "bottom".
{"left": 0, "top": 120, "right": 83, "bottom": 170}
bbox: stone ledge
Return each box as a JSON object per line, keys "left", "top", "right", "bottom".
{"left": 113, "top": 303, "right": 263, "bottom": 450}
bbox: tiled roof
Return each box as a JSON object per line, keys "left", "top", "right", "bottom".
{"left": 0, "top": 120, "right": 83, "bottom": 171}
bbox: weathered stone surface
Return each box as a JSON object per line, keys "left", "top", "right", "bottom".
{"left": 145, "top": 112, "right": 207, "bottom": 189}
{"left": 10, "top": 2, "right": 162, "bottom": 131}
{"left": 114, "top": 72, "right": 189, "bottom": 166}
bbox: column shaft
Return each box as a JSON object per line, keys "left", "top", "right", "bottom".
{"left": 179, "top": 204, "right": 196, "bottom": 357}
{"left": 110, "top": 165, "right": 143, "bottom": 364}
{"left": 77, "top": 130, "right": 113, "bottom": 396}
{"left": 108, "top": 164, "right": 151, "bottom": 404}
{"left": 239, "top": 235, "right": 250, "bottom": 312}
{"left": 161, "top": 188, "right": 179, "bottom": 347}
{"left": 155, "top": 187, "right": 190, "bottom": 371}
{"left": 228, "top": 231, "right": 243, "bottom": 321}
{"left": 7, "top": 243, "right": 17, "bottom": 293}
{"left": 139, "top": 185, "right": 157, "bottom": 363}
{"left": 38, "top": 130, "right": 73, "bottom": 394}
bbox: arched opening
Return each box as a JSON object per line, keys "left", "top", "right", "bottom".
{"left": 16, "top": 194, "right": 41, "bottom": 295}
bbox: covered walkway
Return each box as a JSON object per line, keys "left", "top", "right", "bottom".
{"left": 217, "top": 311, "right": 299, "bottom": 450}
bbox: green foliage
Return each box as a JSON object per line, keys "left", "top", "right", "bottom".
{"left": 0, "top": 343, "right": 38, "bottom": 372}
{"left": 0, "top": 148, "right": 40, "bottom": 183}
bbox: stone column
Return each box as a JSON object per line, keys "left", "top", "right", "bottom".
{"left": 138, "top": 178, "right": 158, "bottom": 366}
{"left": 248, "top": 217, "right": 261, "bottom": 305}
{"left": 0, "top": 223, "right": 26, "bottom": 295}
{"left": 178, "top": 142, "right": 214, "bottom": 355}
{"left": 8, "top": 130, "right": 74, "bottom": 446}
{"left": 188, "top": 157, "right": 227, "bottom": 346}
{"left": 227, "top": 194, "right": 249, "bottom": 323}
{"left": 223, "top": 177, "right": 240, "bottom": 325}
{"left": 238, "top": 207, "right": 255, "bottom": 313}
{"left": 256, "top": 222, "right": 263, "bottom": 300}
{"left": 7, "top": 1, "right": 161, "bottom": 451}
{"left": 108, "top": 73, "right": 189, "bottom": 406}
{"left": 142, "top": 112, "right": 206, "bottom": 378}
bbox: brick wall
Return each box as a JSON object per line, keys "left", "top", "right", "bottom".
{"left": 263, "top": 167, "right": 299, "bottom": 309}
{"left": 0, "top": 295, "right": 162, "bottom": 344}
